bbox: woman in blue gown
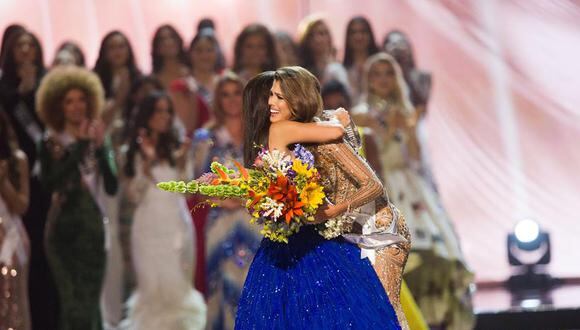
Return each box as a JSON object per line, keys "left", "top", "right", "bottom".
{"left": 234, "top": 67, "right": 401, "bottom": 329}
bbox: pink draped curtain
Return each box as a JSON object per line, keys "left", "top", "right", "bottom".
{"left": 2, "top": 0, "right": 579, "bottom": 282}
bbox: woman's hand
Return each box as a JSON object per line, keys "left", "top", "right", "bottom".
{"left": 324, "top": 108, "right": 351, "bottom": 128}
{"left": 77, "top": 119, "right": 91, "bottom": 140}
{"left": 88, "top": 120, "right": 105, "bottom": 148}
{"left": 78, "top": 119, "right": 105, "bottom": 147}
{"left": 333, "top": 108, "right": 351, "bottom": 128}
{"left": 312, "top": 202, "right": 339, "bottom": 224}
{"left": 389, "top": 108, "right": 417, "bottom": 130}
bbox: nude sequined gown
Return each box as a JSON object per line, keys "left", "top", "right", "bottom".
{"left": 308, "top": 142, "right": 412, "bottom": 329}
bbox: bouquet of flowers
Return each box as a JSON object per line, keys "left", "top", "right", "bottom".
{"left": 157, "top": 144, "right": 325, "bottom": 243}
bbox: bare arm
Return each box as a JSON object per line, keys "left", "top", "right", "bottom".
{"left": 268, "top": 120, "right": 344, "bottom": 152}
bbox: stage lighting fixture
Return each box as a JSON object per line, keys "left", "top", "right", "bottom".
{"left": 508, "top": 219, "right": 550, "bottom": 266}
{"left": 506, "top": 219, "right": 557, "bottom": 291}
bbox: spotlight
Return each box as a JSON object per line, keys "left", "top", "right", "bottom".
{"left": 508, "top": 219, "right": 550, "bottom": 266}
{"left": 506, "top": 219, "right": 558, "bottom": 292}
{"left": 514, "top": 219, "right": 539, "bottom": 245}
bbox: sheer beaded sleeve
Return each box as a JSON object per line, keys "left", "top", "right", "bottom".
{"left": 321, "top": 142, "right": 383, "bottom": 219}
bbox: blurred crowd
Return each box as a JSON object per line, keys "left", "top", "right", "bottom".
{"left": 0, "top": 15, "right": 473, "bottom": 330}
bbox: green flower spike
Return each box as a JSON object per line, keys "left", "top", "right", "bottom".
{"left": 157, "top": 181, "right": 197, "bottom": 194}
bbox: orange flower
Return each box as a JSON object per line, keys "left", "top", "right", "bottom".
{"left": 234, "top": 160, "right": 249, "bottom": 180}
{"left": 281, "top": 188, "right": 305, "bottom": 224}
{"left": 267, "top": 174, "right": 305, "bottom": 224}
{"left": 215, "top": 166, "right": 229, "bottom": 181}
{"left": 248, "top": 190, "right": 265, "bottom": 208}
{"left": 267, "top": 174, "right": 291, "bottom": 201}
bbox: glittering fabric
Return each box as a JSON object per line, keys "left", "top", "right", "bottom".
{"left": 309, "top": 143, "right": 385, "bottom": 238}
{"left": 373, "top": 208, "right": 411, "bottom": 330}
{"left": 235, "top": 226, "right": 401, "bottom": 329}
{"left": 310, "top": 142, "right": 412, "bottom": 329}
{"left": 0, "top": 263, "right": 31, "bottom": 330}
{"left": 0, "top": 201, "right": 31, "bottom": 330}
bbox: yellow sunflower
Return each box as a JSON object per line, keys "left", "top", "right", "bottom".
{"left": 292, "top": 159, "right": 314, "bottom": 178}
{"left": 300, "top": 182, "right": 325, "bottom": 210}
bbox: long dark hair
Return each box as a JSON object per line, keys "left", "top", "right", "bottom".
{"left": 0, "top": 24, "right": 25, "bottom": 66}
{"left": 242, "top": 71, "right": 275, "bottom": 166}
{"left": 151, "top": 24, "right": 189, "bottom": 74}
{"left": 233, "top": 24, "right": 278, "bottom": 74}
{"left": 0, "top": 29, "right": 45, "bottom": 86}
{"left": 124, "top": 91, "right": 179, "bottom": 177}
{"left": 297, "top": 17, "right": 335, "bottom": 79}
{"left": 343, "top": 16, "right": 379, "bottom": 68}
{"left": 94, "top": 30, "right": 140, "bottom": 97}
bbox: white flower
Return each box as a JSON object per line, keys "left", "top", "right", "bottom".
{"left": 261, "top": 149, "right": 293, "bottom": 176}
{"left": 318, "top": 213, "right": 356, "bottom": 239}
{"left": 261, "top": 197, "right": 284, "bottom": 220}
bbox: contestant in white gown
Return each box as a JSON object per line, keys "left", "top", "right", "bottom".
{"left": 121, "top": 92, "right": 205, "bottom": 330}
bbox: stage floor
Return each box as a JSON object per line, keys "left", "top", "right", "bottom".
{"left": 474, "top": 282, "right": 580, "bottom": 329}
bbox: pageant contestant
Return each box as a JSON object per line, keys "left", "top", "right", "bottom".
{"left": 352, "top": 53, "right": 473, "bottom": 329}
{"left": 234, "top": 67, "right": 401, "bottom": 329}
{"left": 244, "top": 67, "right": 424, "bottom": 329}
{"left": 121, "top": 92, "right": 206, "bottom": 330}
{"left": 36, "top": 66, "right": 117, "bottom": 329}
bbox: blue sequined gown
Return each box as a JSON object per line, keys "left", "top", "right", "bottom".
{"left": 235, "top": 225, "right": 401, "bottom": 329}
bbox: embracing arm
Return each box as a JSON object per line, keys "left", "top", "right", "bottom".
{"left": 268, "top": 120, "right": 344, "bottom": 152}
{"left": 317, "top": 143, "right": 384, "bottom": 220}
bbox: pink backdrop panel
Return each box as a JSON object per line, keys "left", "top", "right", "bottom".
{"left": 2, "top": 0, "right": 580, "bottom": 282}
